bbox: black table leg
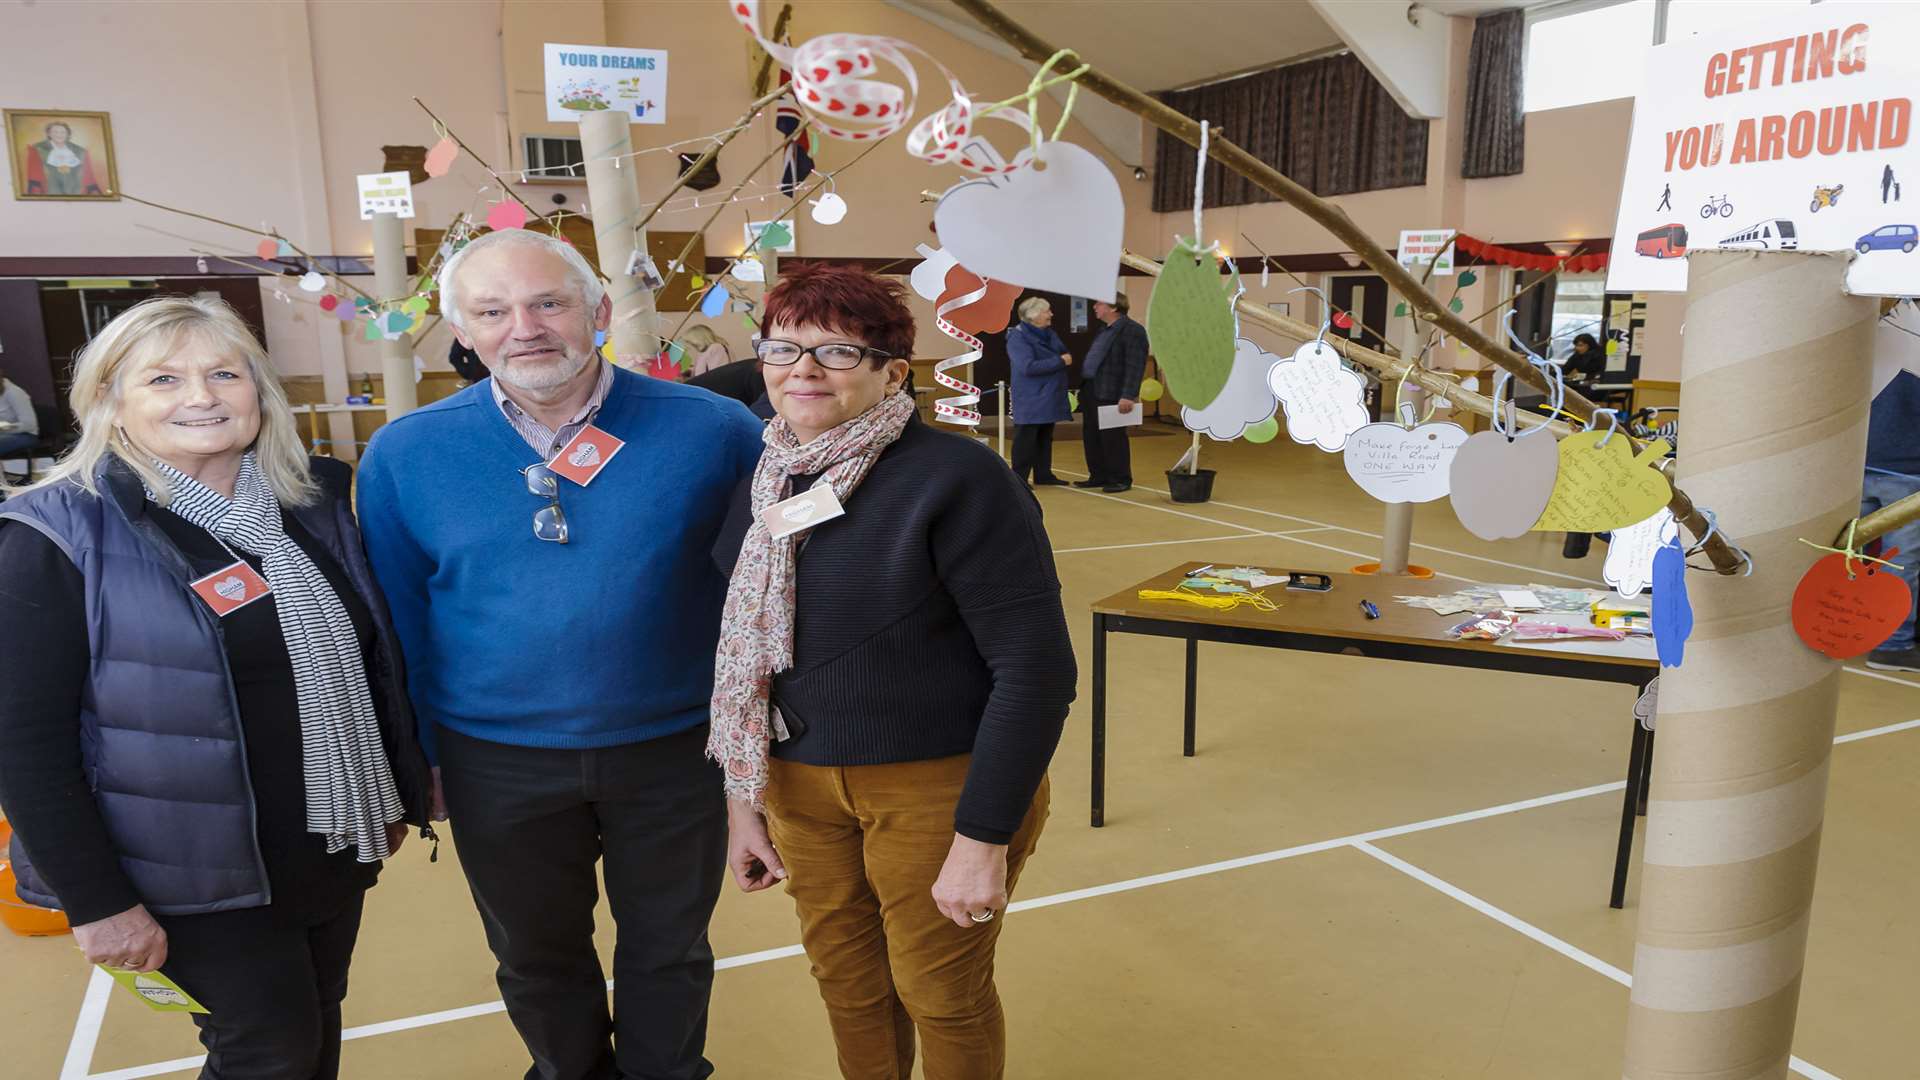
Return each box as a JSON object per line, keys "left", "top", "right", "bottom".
{"left": 1611, "top": 719, "right": 1651, "bottom": 909}
{"left": 1638, "top": 728, "right": 1655, "bottom": 816}
{"left": 1092, "top": 612, "right": 1108, "bottom": 828}
{"left": 1183, "top": 636, "right": 1198, "bottom": 757}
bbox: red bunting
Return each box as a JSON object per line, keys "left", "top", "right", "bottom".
{"left": 1452, "top": 234, "right": 1610, "bottom": 275}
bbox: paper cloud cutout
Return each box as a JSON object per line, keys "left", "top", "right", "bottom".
{"left": 1603, "top": 508, "right": 1677, "bottom": 599}
{"left": 1266, "top": 340, "right": 1369, "bottom": 453}
{"left": 1182, "top": 337, "right": 1280, "bottom": 440}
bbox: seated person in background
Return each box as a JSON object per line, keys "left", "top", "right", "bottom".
{"left": 1563, "top": 333, "right": 1606, "bottom": 387}
{"left": 681, "top": 324, "right": 733, "bottom": 377}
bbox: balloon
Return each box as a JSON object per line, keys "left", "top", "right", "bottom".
{"left": 1138, "top": 378, "right": 1164, "bottom": 403}
{"left": 1244, "top": 416, "right": 1280, "bottom": 444}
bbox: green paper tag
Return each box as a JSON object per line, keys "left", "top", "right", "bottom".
{"left": 1458, "top": 269, "right": 1478, "bottom": 285}
{"left": 101, "top": 966, "right": 210, "bottom": 1013}
{"left": 757, "top": 221, "right": 792, "bottom": 249}
{"left": 1146, "top": 238, "right": 1238, "bottom": 411}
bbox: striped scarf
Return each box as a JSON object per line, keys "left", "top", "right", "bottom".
{"left": 153, "top": 453, "right": 403, "bottom": 862}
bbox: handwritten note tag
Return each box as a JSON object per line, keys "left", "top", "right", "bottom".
{"left": 1792, "top": 548, "right": 1911, "bottom": 659}
{"left": 1652, "top": 538, "right": 1691, "bottom": 668}
{"left": 1603, "top": 508, "right": 1677, "bottom": 599}
{"left": 1448, "top": 430, "right": 1558, "bottom": 540}
{"left": 1342, "top": 414, "right": 1468, "bottom": 504}
{"left": 1266, "top": 340, "right": 1369, "bottom": 453}
{"left": 1533, "top": 433, "right": 1673, "bottom": 533}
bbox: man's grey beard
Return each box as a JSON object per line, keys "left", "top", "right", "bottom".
{"left": 491, "top": 341, "right": 596, "bottom": 392}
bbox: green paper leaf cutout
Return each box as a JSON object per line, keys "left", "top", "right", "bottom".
{"left": 1459, "top": 269, "right": 1478, "bottom": 285}
{"left": 1147, "top": 238, "right": 1238, "bottom": 411}
{"left": 758, "top": 221, "right": 792, "bottom": 249}
{"left": 1394, "top": 302, "right": 1409, "bottom": 317}
{"left": 1448, "top": 296, "right": 1465, "bottom": 313}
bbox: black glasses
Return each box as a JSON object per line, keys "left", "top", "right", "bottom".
{"left": 754, "top": 339, "right": 890, "bottom": 369}
{"left": 522, "top": 463, "right": 569, "bottom": 544}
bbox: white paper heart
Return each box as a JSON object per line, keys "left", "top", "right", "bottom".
{"left": 1342, "top": 417, "right": 1469, "bottom": 503}
{"left": 568, "top": 442, "right": 601, "bottom": 468}
{"left": 1603, "top": 507, "right": 1678, "bottom": 599}
{"left": 298, "top": 271, "right": 327, "bottom": 292}
{"left": 910, "top": 244, "right": 958, "bottom": 301}
{"left": 780, "top": 499, "right": 817, "bottom": 524}
{"left": 810, "top": 192, "right": 848, "bottom": 225}
{"left": 1182, "top": 338, "right": 1280, "bottom": 440}
{"left": 1265, "top": 340, "right": 1369, "bottom": 453}
{"left": 933, "top": 142, "right": 1121, "bottom": 302}
{"left": 214, "top": 576, "right": 248, "bottom": 601}
{"left": 732, "top": 256, "right": 765, "bottom": 283}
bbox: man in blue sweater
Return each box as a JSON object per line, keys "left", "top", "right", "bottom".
{"left": 1863, "top": 368, "right": 1920, "bottom": 672}
{"left": 357, "top": 230, "right": 763, "bottom": 1080}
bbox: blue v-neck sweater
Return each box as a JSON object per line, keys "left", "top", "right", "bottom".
{"left": 355, "top": 365, "right": 764, "bottom": 761}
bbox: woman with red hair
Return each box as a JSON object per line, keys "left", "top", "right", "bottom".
{"left": 710, "top": 263, "right": 1076, "bottom": 1078}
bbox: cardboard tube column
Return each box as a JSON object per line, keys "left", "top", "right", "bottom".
{"left": 579, "top": 110, "right": 659, "bottom": 368}
{"left": 1377, "top": 317, "right": 1426, "bottom": 573}
{"left": 1622, "top": 250, "right": 1876, "bottom": 1079}
{"left": 372, "top": 212, "right": 418, "bottom": 421}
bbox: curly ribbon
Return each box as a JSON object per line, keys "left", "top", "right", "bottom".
{"left": 931, "top": 277, "right": 989, "bottom": 426}
{"left": 1797, "top": 518, "right": 1902, "bottom": 580}
{"left": 729, "top": 0, "right": 1041, "bottom": 175}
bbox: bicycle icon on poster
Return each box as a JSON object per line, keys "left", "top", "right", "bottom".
{"left": 1700, "top": 195, "right": 1735, "bottom": 219}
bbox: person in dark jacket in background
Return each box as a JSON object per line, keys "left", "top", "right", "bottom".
{"left": 1862, "top": 367, "right": 1920, "bottom": 672}
{"left": 1078, "top": 293, "right": 1148, "bottom": 492}
{"left": 711, "top": 264, "right": 1075, "bottom": 1079}
{"left": 1564, "top": 332, "right": 1607, "bottom": 387}
{"left": 0, "top": 296, "right": 431, "bottom": 1080}
{"left": 1004, "top": 296, "right": 1073, "bottom": 487}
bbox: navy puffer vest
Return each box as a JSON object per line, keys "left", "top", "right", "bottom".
{"left": 0, "top": 455, "right": 431, "bottom": 915}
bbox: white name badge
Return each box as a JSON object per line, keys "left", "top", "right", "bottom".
{"left": 760, "top": 482, "right": 846, "bottom": 540}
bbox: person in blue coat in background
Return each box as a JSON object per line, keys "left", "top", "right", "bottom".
{"left": 1006, "top": 296, "right": 1073, "bottom": 487}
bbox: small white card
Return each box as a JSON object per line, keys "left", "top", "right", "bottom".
{"left": 760, "top": 482, "right": 846, "bottom": 540}
{"left": 1499, "top": 589, "right": 1544, "bottom": 610}
{"left": 1097, "top": 404, "right": 1144, "bottom": 430}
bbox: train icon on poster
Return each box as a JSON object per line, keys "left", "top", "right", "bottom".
{"left": 1718, "top": 219, "right": 1799, "bottom": 251}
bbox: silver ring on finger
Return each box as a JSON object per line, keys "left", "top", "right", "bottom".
{"left": 969, "top": 910, "right": 995, "bottom": 923}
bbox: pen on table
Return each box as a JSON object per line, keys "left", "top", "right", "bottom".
{"left": 1359, "top": 599, "right": 1380, "bottom": 620}
{"left": 1185, "top": 564, "right": 1215, "bottom": 578}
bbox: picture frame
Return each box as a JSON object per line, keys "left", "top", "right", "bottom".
{"left": 6, "top": 109, "right": 118, "bottom": 201}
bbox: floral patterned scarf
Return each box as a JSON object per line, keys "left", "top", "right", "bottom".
{"left": 708, "top": 390, "right": 918, "bottom": 806}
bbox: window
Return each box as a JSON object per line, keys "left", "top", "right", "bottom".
{"left": 1524, "top": 0, "right": 1817, "bottom": 113}
{"left": 1547, "top": 273, "right": 1608, "bottom": 360}
{"left": 522, "top": 135, "right": 585, "bottom": 180}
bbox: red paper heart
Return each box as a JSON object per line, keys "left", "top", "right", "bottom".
{"left": 1792, "top": 548, "right": 1912, "bottom": 659}
{"left": 936, "top": 264, "right": 1021, "bottom": 336}
{"left": 1332, "top": 311, "right": 1354, "bottom": 329}
{"left": 255, "top": 238, "right": 278, "bottom": 260}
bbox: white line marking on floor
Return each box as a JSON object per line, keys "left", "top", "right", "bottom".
{"left": 1350, "top": 841, "right": 1842, "bottom": 1080}
{"left": 1055, "top": 468, "right": 1600, "bottom": 585}
{"left": 61, "top": 967, "right": 114, "bottom": 1080}
{"left": 1844, "top": 665, "right": 1920, "bottom": 690}
{"left": 1053, "top": 533, "right": 1273, "bottom": 555}
{"left": 84, "top": 702, "right": 1920, "bottom": 1076}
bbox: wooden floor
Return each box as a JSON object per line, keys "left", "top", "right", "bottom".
{"left": 8, "top": 425, "right": 1917, "bottom": 1079}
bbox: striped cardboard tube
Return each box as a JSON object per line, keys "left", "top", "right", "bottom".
{"left": 1622, "top": 250, "right": 1877, "bottom": 1079}
{"left": 580, "top": 109, "right": 661, "bottom": 368}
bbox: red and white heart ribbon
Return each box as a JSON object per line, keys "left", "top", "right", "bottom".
{"left": 931, "top": 280, "right": 987, "bottom": 426}
{"left": 729, "top": 0, "right": 1031, "bottom": 175}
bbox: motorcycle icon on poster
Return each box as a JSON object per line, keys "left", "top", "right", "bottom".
{"left": 1811, "top": 184, "right": 1846, "bottom": 213}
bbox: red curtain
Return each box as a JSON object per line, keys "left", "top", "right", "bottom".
{"left": 1454, "top": 234, "right": 1608, "bottom": 274}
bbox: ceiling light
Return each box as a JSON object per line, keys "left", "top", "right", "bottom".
{"left": 1545, "top": 241, "right": 1579, "bottom": 257}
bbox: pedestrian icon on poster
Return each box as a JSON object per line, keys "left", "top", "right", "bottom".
{"left": 1656, "top": 183, "right": 1672, "bottom": 212}
{"left": 1884, "top": 163, "right": 1901, "bottom": 204}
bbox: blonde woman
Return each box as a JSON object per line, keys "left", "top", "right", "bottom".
{"left": 681, "top": 323, "right": 733, "bottom": 376}
{"left": 0, "top": 296, "right": 432, "bottom": 1080}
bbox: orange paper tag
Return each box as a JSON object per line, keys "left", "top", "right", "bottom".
{"left": 1791, "top": 548, "right": 1911, "bottom": 660}
{"left": 546, "top": 424, "right": 625, "bottom": 487}
{"left": 189, "top": 560, "right": 272, "bottom": 617}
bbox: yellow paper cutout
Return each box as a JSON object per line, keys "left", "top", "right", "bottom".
{"left": 1532, "top": 432, "right": 1673, "bottom": 533}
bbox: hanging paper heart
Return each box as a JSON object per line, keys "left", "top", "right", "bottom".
{"left": 729, "top": 0, "right": 1037, "bottom": 175}
{"left": 1651, "top": 538, "right": 1691, "bottom": 667}
{"left": 1343, "top": 406, "right": 1470, "bottom": 504}
{"left": 277, "top": 240, "right": 296, "bottom": 257}
{"left": 1266, "top": 339, "right": 1369, "bottom": 453}
{"left": 732, "top": 255, "right": 766, "bottom": 283}
{"left": 647, "top": 351, "right": 680, "bottom": 380}
{"left": 691, "top": 274, "right": 706, "bottom": 290}
{"left": 1244, "top": 416, "right": 1280, "bottom": 444}
{"left": 403, "top": 296, "right": 430, "bottom": 317}
{"left": 1533, "top": 432, "right": 1673, "bottom": 533}
{"left": 1448, "top": 428, "right": 1558, "bottom": 540}
{"left": 700, "top": 283, "right": 730, "bottom": 317}
{"left": 424, "top": 136, "right": 459, "bottom": 178}
{"left": 385, "top": 311, "right": 414, "bottom": 335}
{"left": 255, "top": 237, "right": 279, "bottom": 260}
{"left": 1603, "top": 508, "right": 1677, "bottom": 599}
{"left": 332, "top": 299, "right": 354, "bottom": 322}
{"left": 486, "top": 201, "right": 528, "bottom": 232}
{"left": 1792, "top": 548, "right": 1912, "bottom": 660}
{"left": 298, "top": 271, "right": 326, "bottom": 292}
{"left": 318, "top": 293, "right": 339, "bottom": 313}
{"left": 1458, "top": 269, "right": 1478, "bottom": 286}
{"left": 755, "top": 221, "right": 792, "bottom": 250}
{"left": 1393, "top": 302, "right": 1409, "bottom": 318}
{"left": 1181, "top": 338, "right": 1279, "bottom": 440}
{"left": 933, "top": 141, "right": 1123, "bottom": 302}
{"left": 1331, "top": 311, "right": 1353, "bottom": 330}
{"left": 910, "top": 245, "right": 959, "bottom": 300}
{"left": 810, "top": 191, "right": 849, "bottom": 225}
{"left": 1147, "top": 237, "right": 1238, "bottom": 411}
{"left": 912, "top": 245, "right": 1018, "bottom": 336}
{"left": 1605, "top": 338, "right": 1620, "bottom": 356}
{"left": 363, "top": 318, "right": 382, "bottom": 342}
{"left": 353, "top": 296, "right": 372, "bottom": 312}
{"left": 1447, "top": 296, "right": 1464, "bottom": 313}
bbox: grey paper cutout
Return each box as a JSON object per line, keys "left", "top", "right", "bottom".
{"left": 1448, "top": 430, "right": 1559, "bottom": 540}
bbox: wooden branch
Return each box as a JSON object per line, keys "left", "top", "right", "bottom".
{"left": 954, "top": 0, "right": 1744, "bottom": 575}
{"left": 1854, "top": 490, "right": 1920, "bottom": 547}
{"left": 631, "top": 84, "right": 787, "bottom": 237}
{"left": 657, "top": 118, "right": 814, "bottom": 298}
{"left": 412, "top": 98, "right": 545, "bottom": 223}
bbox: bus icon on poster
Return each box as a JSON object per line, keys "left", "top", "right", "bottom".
{"left": 1635, "top": 223, "right": 1689, "bottom": 258}
{"left": 1718, "top": 219, "right": 1798, "bottom": 250}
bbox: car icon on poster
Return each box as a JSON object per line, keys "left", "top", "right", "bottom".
{"left": 1856, "top": 225, "right": 1918, "bottom": 254}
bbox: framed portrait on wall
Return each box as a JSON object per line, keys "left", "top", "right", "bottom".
{"left": 6, "top": 109, "right": 118, "bottom": 201}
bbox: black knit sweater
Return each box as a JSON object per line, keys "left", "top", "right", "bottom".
{"left": 713, "top": 415, "right": 1077, "bottom": 843}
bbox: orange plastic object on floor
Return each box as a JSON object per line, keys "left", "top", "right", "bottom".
{"left": 0, "top": 820, "right": 72, "bottom": 936}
